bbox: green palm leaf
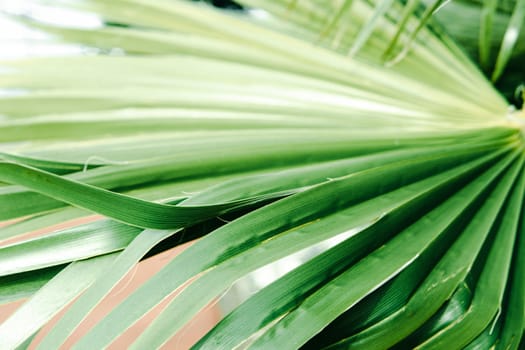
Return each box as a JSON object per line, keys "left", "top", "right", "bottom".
{"left": 0, "top": 0, "right": 523, "bottom": 349}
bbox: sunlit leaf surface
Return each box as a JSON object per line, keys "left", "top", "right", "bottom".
{"left": 0, "top": 0, "right": 523, "bottom": 349}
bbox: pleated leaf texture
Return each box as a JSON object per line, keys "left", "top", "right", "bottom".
{"left": 0, "top": 0, "right": 524, "bottom": 349}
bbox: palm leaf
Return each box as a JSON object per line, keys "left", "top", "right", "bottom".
{"left": 0, "top": 0, "right": 523, "bottom": 349}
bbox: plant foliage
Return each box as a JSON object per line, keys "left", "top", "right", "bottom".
{"left": 0, "top": 0, "right": 524, "bottom": 349}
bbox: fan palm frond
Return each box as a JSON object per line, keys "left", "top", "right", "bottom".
{"left": 0, "top": 0, "right": 523, "bottom": 349}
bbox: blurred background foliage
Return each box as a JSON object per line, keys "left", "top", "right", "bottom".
{"left": 431, "top": 0, "right": 524, "bottom": 107}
